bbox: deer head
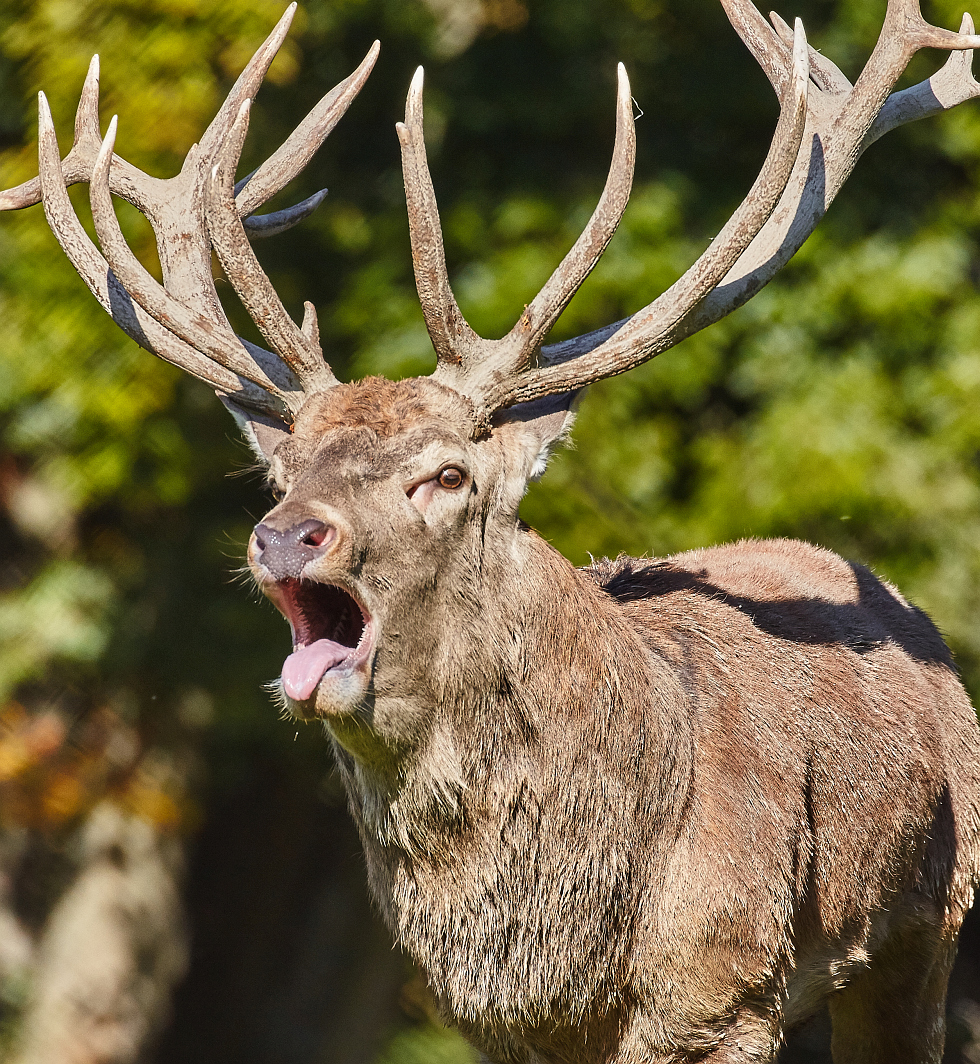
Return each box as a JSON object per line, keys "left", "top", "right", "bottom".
{"left": 5, "top": 0, "right": 980, "bottom": 742}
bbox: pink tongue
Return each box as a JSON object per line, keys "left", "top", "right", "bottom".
{"left": 281, "top": 639, "right": 351, "bottom": 701}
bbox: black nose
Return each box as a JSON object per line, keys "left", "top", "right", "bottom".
{"left": 253, "top": 519, "right": 336, "bottom": 580}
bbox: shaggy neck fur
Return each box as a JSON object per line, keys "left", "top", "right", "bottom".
{"left": 329, "top": 530, "right": 694, "bottom": 1038}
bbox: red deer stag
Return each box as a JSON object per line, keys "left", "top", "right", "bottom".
{"left": 4, "top": 2, "right": 980, "bottom": 1060}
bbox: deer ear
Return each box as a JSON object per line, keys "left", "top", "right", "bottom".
{"left": 218, "top": 394, "right": 292, "bottom": 464}
{"left": 495, "top": 389, "right": 581, "bottom": 481}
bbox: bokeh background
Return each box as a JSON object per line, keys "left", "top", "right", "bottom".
{"left": 2, "top": 0, "right": 980, "bottom": 1060}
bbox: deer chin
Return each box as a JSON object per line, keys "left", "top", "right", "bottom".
{"left": 267, "top": 578, "right": 375, "bottom": 718}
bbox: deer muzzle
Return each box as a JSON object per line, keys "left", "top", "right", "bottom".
{"left": 250, "top": 517, "right": 375, "bottom": 713}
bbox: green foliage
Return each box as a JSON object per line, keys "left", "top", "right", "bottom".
{"left": 376, "top": 1022, "right": 477, "bottom": 1064}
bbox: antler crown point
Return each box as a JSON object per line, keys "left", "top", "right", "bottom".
{"left": 98, "top": 114, "right": 118, "bottom": 156}
{"left": 37, "top": 92, "right": 54, "bottom": 128}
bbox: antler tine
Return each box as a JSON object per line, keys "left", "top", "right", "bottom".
{"left": 478, "top": 18, "right": 811, "bottom": 414}
{"left": 244, "top": 188, "right": 328, "bottom": 238}
{"left": 74, "top": 52, "right": 102, "bottom": 144}
{"left": 396, "top": 67, "right": 484, "bottom": 368}
{"left": 719, "top": 0, "right": 793, "bottom": 99}
{"left": 88, "top": 114, "right": 302, "bottom": 406}
{"left": 768, "top": 10, "right": 851, "bottom": 95}
{"left": 893, "top": 0, "right": 980, "bottom": 51}
{"left": 206, "top": 99, "right": 338, "bottom": 390}
{"left": 0, "top": 56, "right": 102, "bottom": 211}
{"left": 492, "top": 64, "right": 636, "bottom": 374}
{"left": 301, "top": 301, "right": 320, "bottom": 346}
{"left": 195, "top": 3, "right": 297, "bottom": 165}
{"left": 235, "top": 40, "right": 380, "bottom": 218}
{"left": 35, "top": 93, "right": 285, "bottom": 418}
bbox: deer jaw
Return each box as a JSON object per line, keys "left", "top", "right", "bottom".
{"left": 248, "top": 376, "right": 570, "bottom": 748}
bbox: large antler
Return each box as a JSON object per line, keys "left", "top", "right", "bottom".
{"left": 400, "top": 0, "right": 980, "bottom": 426}
{"left": 8, "top": 1, "right": 979, "bottom": 436}
{"left": 0, "top": 3, "right": 379, "bottom": 422}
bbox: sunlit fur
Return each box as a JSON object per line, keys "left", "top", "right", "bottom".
{"left": 248, "top": 376, "right": 980, "bottom": 1064}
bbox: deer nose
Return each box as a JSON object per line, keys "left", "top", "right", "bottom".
{"left": 253, "top": 519, "right": 337, "bottom": 580}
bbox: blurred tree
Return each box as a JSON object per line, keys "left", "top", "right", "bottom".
{"left": 2, "top": 0, "right": 980, "bottom": 1061}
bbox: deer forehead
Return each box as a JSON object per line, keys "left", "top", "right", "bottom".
{"left": 293, "top": 376, "right": 475, "bottom": 439}
{"left": 274, "top": 376, "right": 487, "bottom": 487}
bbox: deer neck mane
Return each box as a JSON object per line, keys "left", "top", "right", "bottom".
{"left": 328, "top": 533, "right": 694, "bottom": 1025}
{"left": 332, "top": 533, "right": 691, "bottom": 924}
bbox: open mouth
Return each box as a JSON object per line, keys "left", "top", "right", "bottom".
{"left": 272, "top": 578, "right": 372, "bottom": 702}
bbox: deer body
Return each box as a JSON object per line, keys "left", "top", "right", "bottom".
{"left": 8, "top": 1, "right": 980, "bottom": 1058}
{"left": 250, "top": 378, "right": 980, "bottom": 1062}
{"left": 388, "top": 547, "right": 980, "bottom": 1061}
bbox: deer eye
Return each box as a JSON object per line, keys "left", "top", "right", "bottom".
{"left": 437, "top": 467, "right": 465, "bottom": 490}
{"left": 268, "top": 481, "right": 286, "bottom": 503}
